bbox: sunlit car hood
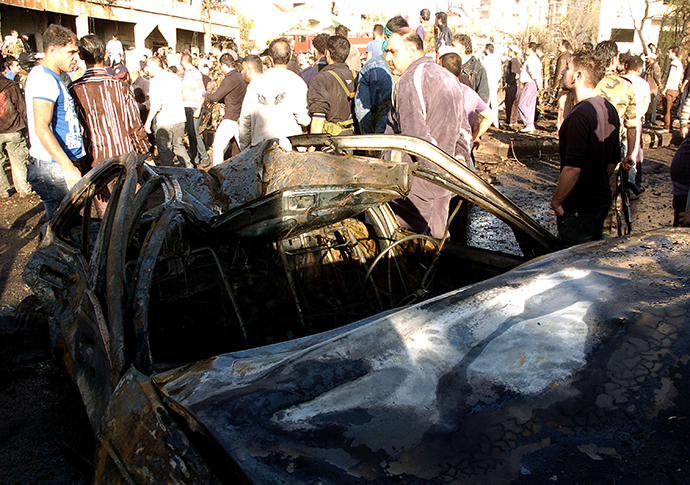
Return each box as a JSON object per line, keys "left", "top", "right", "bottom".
{"left": 153, "top": 228, "right": 690, "bottom": 484}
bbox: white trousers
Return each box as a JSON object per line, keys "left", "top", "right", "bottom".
{"left": 213, "top": 119, "right": 239, "bottom": 166}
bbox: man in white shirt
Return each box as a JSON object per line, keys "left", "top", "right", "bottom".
{"left": 662, "top": 45, "right": 683, "bottom": 132}
{"left": 144, "top": 56, "right": 192, "bottom": 168}
{"left": 518, "top": 42, "right": 544, "bottom": 133}
{"left": 180, "top": 54, "right": 210, "bottom": 167}
{"left": 482, "top": 43, "right": 502, "bottom": 129}
{"left": 622, "top": 56, "right": 650, "bottom": 189}
{"left": 106, "top": 34, "right": 124, "bottom": 67}
{"left": 238, "top": 38, "right": 310, "bottom": 151}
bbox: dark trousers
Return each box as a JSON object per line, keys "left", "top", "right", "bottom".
{"left": 504, "top": 82, "right": 522, "bottom": 125}
{"left": 556, "top": 208, "right": 609, "bottom": 247}
{"left": 184, "top": 107, "right": 209, "bottom": 165}
{"left": 645, "top": 94, "right": 657, "bottom": 124}
{"left": 673, "top": 194, "right": 688, "bottom": 226}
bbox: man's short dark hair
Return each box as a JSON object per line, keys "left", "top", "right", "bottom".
{"left": 435, "top": 12, "right": 447, "bottom": 25}
{"left": 561, "top": 39, "right": 573, "bottom": 51}
{"left": 212, "top": 42, "right": 223, "bottom": 52}
{"left": 528, "top": 42, "right": 537, "bottom": 52}
{"left": 420, "top": 8, "right": 430, "bottom": 21}
{"left": 594, "top": 40, "right": 619, "bottom": 66}
{"left": 397, "top": 27, "right": 423, "bottom": 52}
{"left": 625, "top": 55, "right": 644, "bottom": 72}
{"left": 571, "top": 50, "right": 605, "bottom": 88}
{"left": 219, "top": 53, "right": 235, "bottom": 67}
{"left": 268, "top": 37, "right": 291, "bottom": 65}
{"left": 312, "top": 33, "right": 330, "bottom": 57}
{"left": 327, "top": 35, "right": 350, "bottom": 64}
{"left": 334, "top": 25, "right": 348, "bottom": 37}
{"left": 485, "top": 43, "right": 494, "bottom": 54}
{"left": 386, "top": 16, "right": 409, "bottom": 34}
{"left": 440, "top": 52, "right": 462, "bottom": 77}
{"left": 78, "top": 35, "right": 106, "bottom": 65}
{"left": 582, "top": 42, "right": 593, "bottom": 51}
{"left": 43, "top": 24, "right": 78, "bottom": 51}
{"left": 453, "top": 33, "right": 472, "bottom": 54}
{"left": 669, "top": 45, "right": 680, "bottom": 56}
{"left": 242, "top": 54, "right": 263, "bottom": 73}
{"left": 373, "top": 24, "right": 384, "bottom": 36}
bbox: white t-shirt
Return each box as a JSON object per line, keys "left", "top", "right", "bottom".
{"left": 149, "top": 69, "right": 186, "bottom": 126}
{"left": 665, "top": 57, "right": 683, "bottom": 91}
{"left": 238, "top": 68, "right": 311, "bottom": 151}
{"left": 521, "top": 52, "right": 543, "bottom": 86}
{"left": 25, "top": 65, "right": 85, "bottom": 161}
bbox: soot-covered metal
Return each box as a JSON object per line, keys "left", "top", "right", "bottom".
{"left": 22, "top": 136, "right": 689, "bottom": 484}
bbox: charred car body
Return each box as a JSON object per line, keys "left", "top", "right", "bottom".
{"left": 24, "top": 136, "right": 690, "bottom": 483}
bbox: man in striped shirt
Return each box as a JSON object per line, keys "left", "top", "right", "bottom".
{"left": 70, "top": 35, "right": 150, "bottom": 168}
{"left": 69, "top": 34, "right": 151, "bottom": 214}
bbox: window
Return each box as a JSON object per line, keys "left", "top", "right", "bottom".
{"left": 610, "top": 28, "right": 635, "bottom": 43}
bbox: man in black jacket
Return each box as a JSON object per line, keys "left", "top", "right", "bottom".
{"left": 452, "top": 33, "right": 489, "bottom": 103}
{"left": 307, "top": 35, "right": 355, "bottom": 136}
{"left": 435, "top": 12, "right": 452, "bottom": 50}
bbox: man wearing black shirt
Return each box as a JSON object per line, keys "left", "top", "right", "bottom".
{"left": 551, "top": 51, "right": 620, "bottom": 246}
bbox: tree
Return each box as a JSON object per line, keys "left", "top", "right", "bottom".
{"left": 628, "top": 0, "right": 662, "bottom": 56}
{"left": 659, "top": 0, "right": 690, "bottom": 56}
{"left": 551, "top": 0, "right": 600, "bottom": 49}
{"left": 238, "top": 14, "right": 257, "bottom": 55}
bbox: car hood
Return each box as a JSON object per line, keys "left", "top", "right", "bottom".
{"left": 153, "top": 228, "right": 690, "bottom": 484}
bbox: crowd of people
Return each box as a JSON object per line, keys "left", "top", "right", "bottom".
{"left": 2, "top": 15, "right": 690, "bottom": 247}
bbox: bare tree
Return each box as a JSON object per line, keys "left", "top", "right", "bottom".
{"left": 628, "top": 0, "right": 661, "bottom": 56}
{"left": 552, "top": 0, "right": 600, "bottom": 49}
{"left": 660, "top": 0, "right": 690, "bottom": 54}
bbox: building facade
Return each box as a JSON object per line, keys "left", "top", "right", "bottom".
{"left": 0, "top": 0, "right": 239, "bottom": 54}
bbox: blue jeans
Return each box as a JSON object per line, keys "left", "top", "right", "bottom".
{"left": 27, "top": 158, "right": 70, "bottom": 221}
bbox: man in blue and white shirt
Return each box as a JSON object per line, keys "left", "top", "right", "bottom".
{"left": 25, "top": 24, "right": 85, "bottom": 220}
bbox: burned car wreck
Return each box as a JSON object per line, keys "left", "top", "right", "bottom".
{"left": 24, "top": 135, "right": 690, "bottom": 484}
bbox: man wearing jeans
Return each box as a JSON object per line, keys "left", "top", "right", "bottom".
{"left": 144, "top": 56, "right": 191, "bottom": 168}
{"left": 205, "top": 53, "right": 246, "bottom": 165}
{"left": 24, "top": 24, "right": 85, "bottom": 220}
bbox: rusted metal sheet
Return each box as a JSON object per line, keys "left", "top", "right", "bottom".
{"left": 94, "top": 368, "right": 223, "bottom": 484}
{"left": 154, "top": 229, "right": 690, "bottom": 484}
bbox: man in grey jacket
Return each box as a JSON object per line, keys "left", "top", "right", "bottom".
{"left": 384, "top": 28, "right": 471, "bottom": 238}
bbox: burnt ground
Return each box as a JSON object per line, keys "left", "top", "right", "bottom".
{"left": 0, "top": 117, "right": 680, "bottom": 484}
